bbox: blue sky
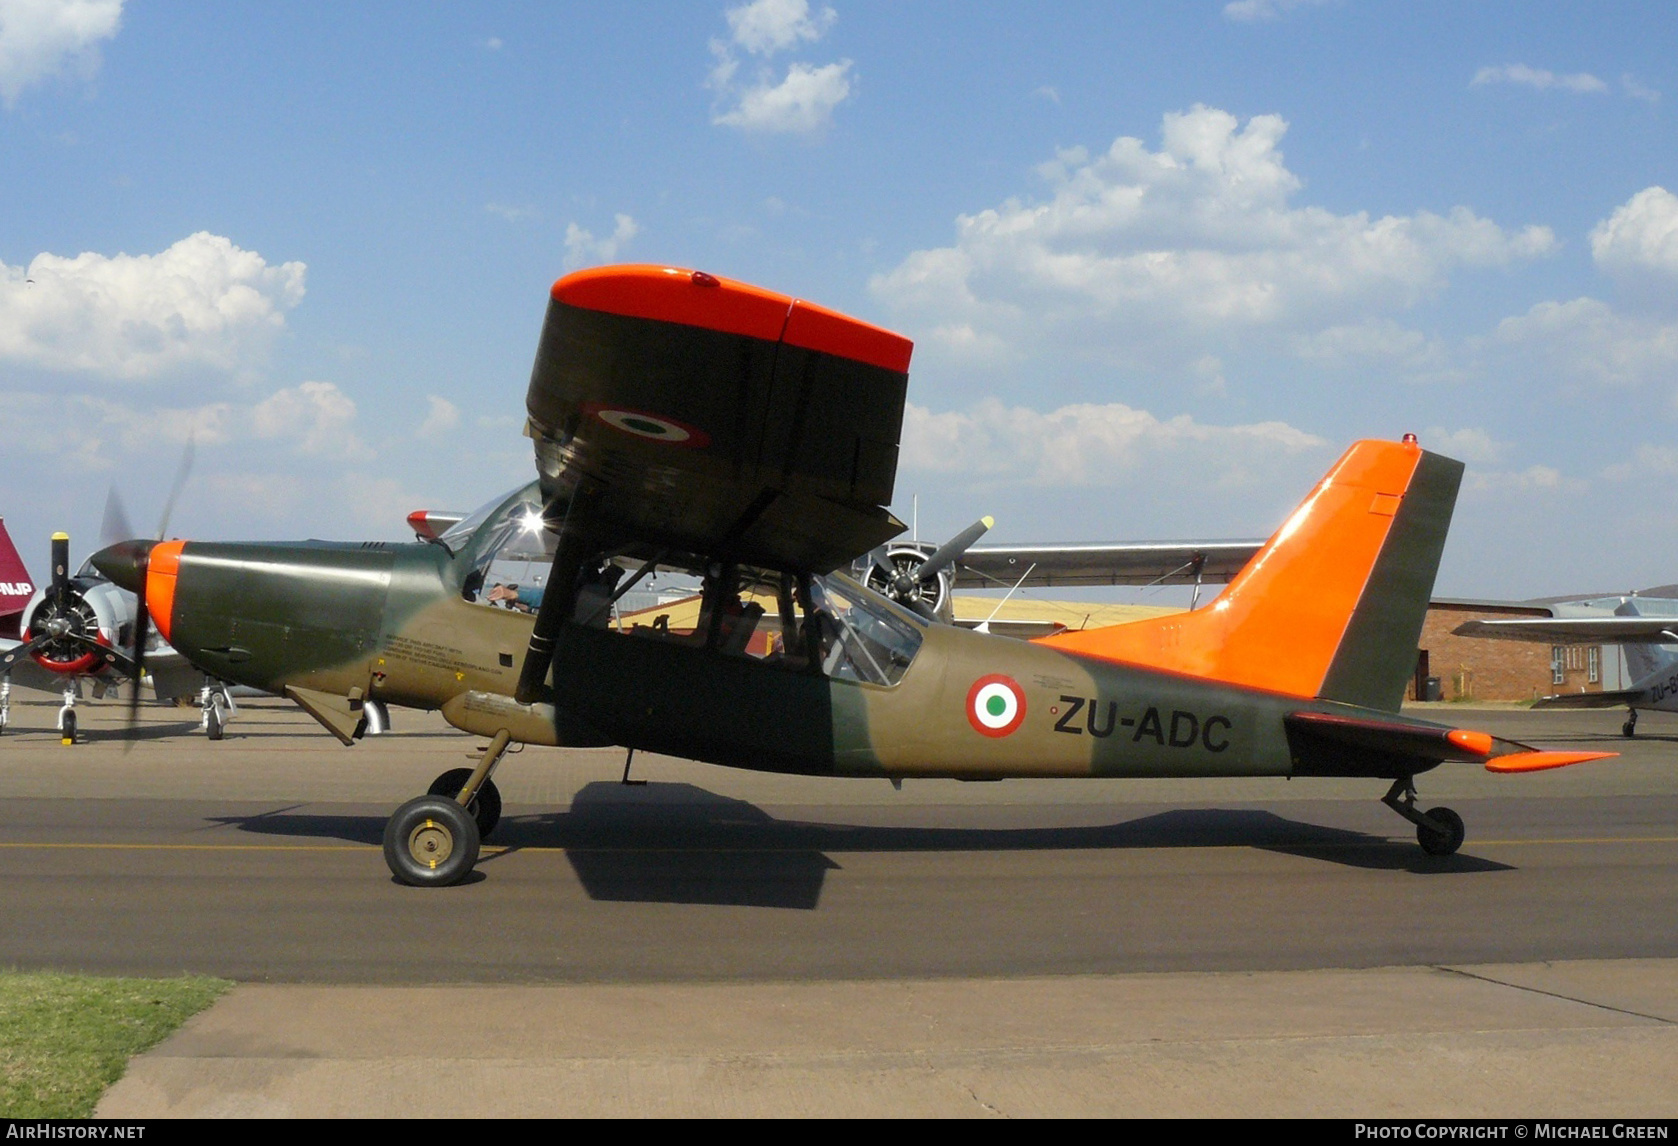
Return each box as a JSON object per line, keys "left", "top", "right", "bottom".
{"left": 2, "top": 0, "right": 1675, "bottom": 597}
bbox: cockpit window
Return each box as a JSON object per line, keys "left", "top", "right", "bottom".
{"left": 809, "top": 573, "right": 924, "bottom": 687}
{"left": 448, "top": 482, "right": 556, "bottom": 610}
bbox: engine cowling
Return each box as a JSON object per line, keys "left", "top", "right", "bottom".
{"left": 19, "top": 579, "right": 128, "bottom": 675}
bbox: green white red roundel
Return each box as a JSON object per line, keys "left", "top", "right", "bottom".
{"left": 582, "top": 402, "right": 711, "bottom": 448}
{"left": 966, "top": 674, "right": 1026, "bottom": 737}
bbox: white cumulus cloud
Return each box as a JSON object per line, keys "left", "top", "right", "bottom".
{"left": 253, "top": 381, "right": 364, "bottom": 456}
{"left": 713, "top": 60, "right": 852, "bottom": 133}
{"left": 709, "top": 0, "right": 852, "bottom": 134}
{"left": 563, "top": 214, "right": 639, "bottom": 270}
{"left": 0, "top": 0, "right": 122, "bottom": 106}
{"left": 0, "top": 232, "right": 306, "bottom": 379}
{"left": 1471, "top": 64, "right": 1608, "bottom": 94}
{"left": 416, "top": 395, "right": 460, "bottom": 440}
{"left": 900, "top": 398, "right": 1324, "bottom": 487}
{"left": 870, "top": 106, "right": 1555, "bottom": 365}
{"left": 1421, "top": 427, "right": 1508, "bottom": 466}
{"left": 1590, "top": 186, "right": 1678, "bottom": 282}
{"left": 1492, "top": 297, "right": 1678, "bottom": 390}
{"left": 1223, "top": 0, "right": 1330, "bottom": 22}
{"left": 725, "top": 0, "right": 834, "bottom": 55}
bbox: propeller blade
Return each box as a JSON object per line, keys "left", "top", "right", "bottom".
{"left": 50, "top": 533, "right": 70, "bottom": 600}
{"left": 156, "top": 437, "right": 195, "bottom": 540}
{"left": 126, "top": 550, "right": 150, "bottom": 743}
{"left": 0, "top": 634, "right": 51, "bottom": 675}
{"left": 903, "top": 596, "right": 940, "bottom": 622}
{"left": 100, "top": 488, "right": 137, "bottom": 550}
{"left": 916, "top": 516, "right": 993, "bottom": 582}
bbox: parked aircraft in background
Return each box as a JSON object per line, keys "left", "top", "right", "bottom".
{"left": 1455, "top": 595, "right": 1678, "bottom": 736}
{"left": 93, "top": 265, "right": 1613, "bottom": 887}
{"left": 0, "top": 520, "right": 232, "bottom": 742}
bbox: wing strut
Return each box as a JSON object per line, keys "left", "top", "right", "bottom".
{"left": 514, "top": 491, "right": 601, "bottom": 705}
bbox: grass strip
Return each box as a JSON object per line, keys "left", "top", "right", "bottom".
{"left": 0, "top": 971, "right": 231, "bottom": 1117}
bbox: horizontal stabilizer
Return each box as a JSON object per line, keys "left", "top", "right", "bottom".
{"left": 1455, "top": 617, "right": 1678, "bottom": 644}
{"left": 1486, "top": 750, "right": 1617, "bottom": 774}
{"left": 1284, "top": 709, "right": 1616, "bottom": 778}
{"left": 1532, "top": 689, "right": 1645, "bottom": 710}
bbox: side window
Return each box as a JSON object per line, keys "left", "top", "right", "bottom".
{"left": 808, "top": 575, "right": 924, "bottom": 687}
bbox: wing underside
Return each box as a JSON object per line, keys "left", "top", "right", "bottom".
{"left": 523, "top": 265, "right": 914, "bottom": 573}
{"left": 1454, "top": 617, "right": 1678, "bottom": 644}
{"left": 1531, "top": 688, "right": 1646, "bottom": 710}
{"left": 954, "top": 541, "right": 1264, "bottom": 589}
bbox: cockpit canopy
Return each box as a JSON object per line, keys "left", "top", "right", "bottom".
{"left": 441, "top": 481, "right": 925, "bottom": 686}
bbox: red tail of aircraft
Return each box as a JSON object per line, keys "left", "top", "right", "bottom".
{"left": 0, "top": 518, "right": 34, "bottom": 641}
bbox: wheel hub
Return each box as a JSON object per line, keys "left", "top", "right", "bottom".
{"left": 406, "top": 819, "right": 453, "bottom": 869}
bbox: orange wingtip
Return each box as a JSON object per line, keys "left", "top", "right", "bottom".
{"left": 1446, "top": 729, "right": 1493, "bottom": 757}
{"left": 1485, "top": 750, "right": 1617, "bottom": 774}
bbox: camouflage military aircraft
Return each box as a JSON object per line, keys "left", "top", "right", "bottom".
{"left": 91, "top": 265, "right": 1613, "bottom": 887}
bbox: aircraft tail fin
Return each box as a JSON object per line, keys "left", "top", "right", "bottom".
{"left": 0, "top": 517, "right": 33, "bottom": 640}
{"left": 1037, "top": 439, "right": 1463, "bottom": 711}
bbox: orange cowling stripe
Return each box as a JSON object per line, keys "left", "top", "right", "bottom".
{"left": 145, "top": 540, "right": 186, "bottom": 646}
{"left": 1034, "top": 439, "right": 1423, "bottom": 698}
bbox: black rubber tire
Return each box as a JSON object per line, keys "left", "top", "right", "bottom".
{"left": 206, "top": 704, "right": 225, "bottom": 741}
{"left": 1417, "top": 806, "right": 1465, "bottom": 857}
{"left": 427, "top": 767, "right": 502, "bottom": 839}
{"left": 1623, "top": 718, "right": 1637, "bottom": 738}
{"left": 383, "top": 795, "right": 480, "bottom": 887}
{"left": 61, "top": 710, "right": 76, "bottom": 746}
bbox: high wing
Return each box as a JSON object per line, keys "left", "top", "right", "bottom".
{"left": 1453, "top": 617, "right": 1678, "bottom": 644}
{"left": 523, "top": 265, "right": 912, "bottom": 573}
{"left": 953, "top": 540, "right": 1263, "bottom": 590}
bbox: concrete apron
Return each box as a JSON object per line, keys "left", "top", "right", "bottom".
{"left": 99, "top": 958, "right": 1678, "bottom": 1118}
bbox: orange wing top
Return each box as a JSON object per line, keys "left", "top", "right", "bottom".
{"left": 1038, "top": 438, "right": 1457, "bottom": 704}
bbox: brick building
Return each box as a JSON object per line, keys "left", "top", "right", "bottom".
{"left": 1413, "top": 598, "right": 1613, "bottom": 703}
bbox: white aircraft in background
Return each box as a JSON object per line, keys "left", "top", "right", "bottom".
{"left": 1455, "top": 595, "right": 1678, "bottom": 737}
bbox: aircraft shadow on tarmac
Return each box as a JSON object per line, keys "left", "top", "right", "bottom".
{"left": 211, "top": 780, "right": 1509, "bottom": 909}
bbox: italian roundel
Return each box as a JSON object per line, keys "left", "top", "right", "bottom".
{"left": 966, "top": 674, "right": 1026, "bottom": 737}
{"left": 581, "top": 402, "right": 711, "bottom": 448}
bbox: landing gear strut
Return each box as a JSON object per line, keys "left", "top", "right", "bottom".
{"left": 384, "top": 728, "right": 512, "bottom": 886}
{"left": 1382, "top": 776, "right": 1465, "bottom": 857}
{"left": 1623, "top": 710, "right": 1638, "bottom": 739}
{"left": 0, "top": 679, "right": 9, "bottom": 736}
{"left": 200, "top": 680, "right": 235, "bottom": 741}
{"left": 58, "top": 683, "right": 78, "bottom": 746}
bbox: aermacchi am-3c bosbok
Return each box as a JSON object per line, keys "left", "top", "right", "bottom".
{"left": 91, "top": 265, "right": 1615, "bottom": 887}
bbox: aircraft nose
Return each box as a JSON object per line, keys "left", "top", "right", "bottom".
{"left": 91, "top": 539, "right": 156, "bottom": 592}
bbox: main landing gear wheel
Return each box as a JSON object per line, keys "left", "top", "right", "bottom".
{"left": 60, "top": 709, "right": 76, "bottom": 746}
{"left": 427, "top": 767, "right": 503, "bottom": 838}
{"left": 1623, "top": 711, "right": 1638, "bottom": 738}
{"left": 205, "top": 700, "right": 225, "bottom": 741}
{"left": 1416, "top": 806, "right": 1465, "bottom": 857}
{"left": 383, "top": 796, "right": 480, "bottom": 887}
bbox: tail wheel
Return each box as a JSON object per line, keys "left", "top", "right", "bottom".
{"left": 383, "top": 796, "right": 480, "bottom": 887}
{"left": 1417, "top": 806, "right": 1465, "bottom": 857}
{"left": 427, "top": 767, "right": 503, "bottom": 838}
